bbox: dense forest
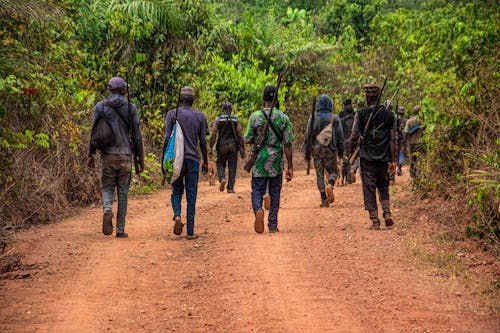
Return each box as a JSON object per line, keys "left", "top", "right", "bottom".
{"left": 0, "top": 0, "right": 498, "bottom": 250}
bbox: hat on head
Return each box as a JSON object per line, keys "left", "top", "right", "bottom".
{"left": 263, "top": 85, "right": 277, "bottom": 102}
{"left": 180, "top": 86, "right": 195, "bottom": 97}
{"left": 363, "top": 82, "right": 381, "bottom": 97}
{"left": 108, "top": 77, "right": 127, "bottom": 90}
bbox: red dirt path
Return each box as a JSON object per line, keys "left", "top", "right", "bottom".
{"left": 1, "top": 168, "right": 498, "bottom": 332}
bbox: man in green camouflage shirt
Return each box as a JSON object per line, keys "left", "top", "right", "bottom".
{"left": 244, "top": 85, "right": 294, "bottom": 234}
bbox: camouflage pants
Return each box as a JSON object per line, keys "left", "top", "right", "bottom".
{"left": 101, "top": 154, "right": 132, "bottom": 233}
{"left": 313, "top": 145, "right": 338, "bottom": 192}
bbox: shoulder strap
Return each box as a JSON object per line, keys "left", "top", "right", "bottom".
{"left": 262, "top": 109, "right": 283, "bottom": 142}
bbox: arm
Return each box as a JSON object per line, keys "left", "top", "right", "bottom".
{"left": 199, "top": 115, "right": 209, "bottom": 174}
{"left": 87, "top": 103, "right": 101, "bottom": 168}
{"left": 209, "top": 118, "right": 218, "bottom": 157}
{"left": 236, "top": 119, "right": 246, "bottom": 158}
{"left": 335, "top": 115, "right": 344, "bottom": 159}
{"left": 243, "top": 113, "right": 255, "bottom": 144}
{"left": 349, "top": 112, "right": 360, "bottom": 155}
{"left": 304, "top": 115, "right": 312, "bottom": 158}
{"left": 284, "top": 142, "right": 293, "bottom": 181}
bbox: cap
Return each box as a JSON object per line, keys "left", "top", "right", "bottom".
{"left": 180, "top": 86, "right": 195, "bottom": 97}
{"left": 108, "top": 77, "right": 127, "bottom": 90}
{"left": 363, "top": 82, "right": 381, "bottom": 97}
{"left": 263, "top": 85, "right": 277, "bottom": 102}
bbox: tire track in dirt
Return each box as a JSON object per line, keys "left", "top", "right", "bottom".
{"left": 0, "top": 167, "right": 498, "bottom": 332}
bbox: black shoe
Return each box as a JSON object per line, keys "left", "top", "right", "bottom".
{"left": 102, "top": 212, "right": 113, "bottom": 235}
{"left": 219, "top": 179, "right": 226, "bottom": 192}
{"left": 369, "top": 222, "right": 381, "bottom": 230}
{"left": 227, "top": 189, "right": 235, "bottom": 193}
{"left": 116, "top": 232, "right": 128, "bottom": 238}
{"left": 269, "top": 227, "right": 279, "bottom": 233}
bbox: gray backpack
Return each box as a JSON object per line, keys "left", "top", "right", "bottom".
{"left": 316, "top": 113, "right": 335, "bottom": 146}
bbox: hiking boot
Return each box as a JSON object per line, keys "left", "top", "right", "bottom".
{"left": 116, "top": 232, "right": 128, "bottom": 238}
{"left": 383, "top": 212, "right": 395, "bottom": 229}
{"left": 263, "top": 193, "right": 271, "bottom": 210}
{"left": 326, "top": 184, "right": 334, "bottom": 203}
{"left": 320, "top": 200, "right": 329, "bottom": 208}
{"left": 269, "top": 227, "right": 279, "bottom": 233}
{"left": 254, "top": 209, "right": 264, "bottom": 234}
{"left": 102, "top": 212, "right": 113, "bottom": 236}
{"left": 173, "top": 216, "right": 184, "bottom": 235}
{"left": 186, "top": 234, "right": 199, "bottom": 240}
{"left": 369, "top": 222, "right": 381, "bottom": 230}
{"left": 219, "top": 179, "right": 226, "bottom": 192}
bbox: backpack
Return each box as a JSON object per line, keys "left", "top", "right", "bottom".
{"left": 316, "top": 113, "right": 335, "bottom": 147}
{"left": 90, "top": 104, "right": 114, "bottom": 151}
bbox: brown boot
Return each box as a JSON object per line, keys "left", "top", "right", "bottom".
{"left": 381, "top": 200, "right": 395, "bottom": 229}
{"left": 102, "top": 212, "right": 113, "bottom": 235}
{"left": 369, "top": 210, "right": 380, "bottom": 230}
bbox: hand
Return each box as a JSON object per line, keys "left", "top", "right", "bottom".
{"left": 285, "top": 168, "right": 293, "bottom": 182}
{"left": 388, "top": 162, "right": 397, "bottom": 175}
{"left": 87, "top": 156, "right": 95, "bottom": 169}
{"left": 136, "top": 159, "right": 145, "bottom": 174}
{"left": 202, "top": 162, "right": 208, "bottom": 175}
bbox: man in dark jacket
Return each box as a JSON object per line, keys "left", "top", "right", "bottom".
{"left": 88, "top": 76, "right": 144, "bottom": 238}
{"left": 339, "top": 98, "right": 356, "bottom": 184}
{"left": 209, "top": 102, "right": 246, "bottom": 193}
{"left": 304, "top": 94, "right": 344, "bottom": 207}
{"left": 350, "top": 82, "right": 397, "bottom": 230}
{"left": 164, "top": 86, "right": 208, "bottom": 239}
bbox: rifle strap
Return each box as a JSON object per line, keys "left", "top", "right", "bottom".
{"left": 262, "top": 108, "right": 283, "bottom": 142}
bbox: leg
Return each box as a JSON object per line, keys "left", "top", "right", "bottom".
{"left": 115, "top": 155, "right": 132, "bottom": 234}
{"left": 267, "top": 174, "right": 283, "bottom": 231}
{"left": 184, "top": 159, "right": 200, "bottom": 236}
{"left": 251, "top": 177, "right": 267, "bottom": 233}
{"left": 226, "top": 151, "right": 238, "bottom": 192}
{"left": 313, "top": 146, "right": 326, "bottom": 193}
{"left": 216, "top": 150, "right": 227, "bottom": 183}
{"left": 323, "top": 148, "right": 337, "bottom": 203}
{"left": 171, "top": 164, "right": 185, "bottom": 221}
{"left": 360, "top": 159, "right": 380, "bottom": 228}
{"left": 101, "top": 154, "right": 116, "bottom": 215}
{"left": 375, "top": 162, "right": 393, "bottom": 228}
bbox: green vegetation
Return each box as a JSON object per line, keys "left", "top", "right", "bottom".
{"left": 0, "top": 0, "right": 498, "bottom": 250}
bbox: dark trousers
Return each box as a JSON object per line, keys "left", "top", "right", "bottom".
{"left": 409, "top": 143, "right": 426, "bottom": 179}
{"left": 360, "top": 159, "right": 390, "bottom": 211}
{"left": 171, "top": 159, "right": 199, "bottom": 236}
{"left": 251, "top": 174, "right": 282, "bottom": 229}
{"left": 217, "top": 144, "right": 238, "bottom": 191}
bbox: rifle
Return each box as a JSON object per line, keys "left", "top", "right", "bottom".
{"left": 161, "top": 87, "right": 182, "bottom": 186}
{"left": 349, "top": 77, "right": 388, "bottom": 165}
{"left": 305, "top": 96, "right": 316, "bottom": 175}
{"left": 243, "top": 73, "right": 284, "bottom": 173}
{"left": 126, "top": 66, "right": 141, "bottom": 175}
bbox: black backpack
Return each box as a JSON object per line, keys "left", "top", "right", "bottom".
{"left": 90, "top": 104, "right": 115, "bottom": 151}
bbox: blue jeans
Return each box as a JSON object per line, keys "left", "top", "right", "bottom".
{"left": 171, "top": 159, "right": 199, "bottom": 236}
{"left": 251, "top": 174, "right": 282, "bottom": 229}
{"left": 101, "top": 154, "right": 132, "bottom": 233}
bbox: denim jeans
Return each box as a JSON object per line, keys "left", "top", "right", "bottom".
{"left": 171, "top": 159, "right": 199, "bottom": 236}
{"left": 251, "top": 174, "right": 282, "bottom": 229}
{"left": 101, "top": 154, "right": 132, "bottom": 233}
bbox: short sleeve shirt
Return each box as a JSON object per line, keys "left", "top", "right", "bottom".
{"left": 244, "top": 108, "right": 294, "bottom": 177}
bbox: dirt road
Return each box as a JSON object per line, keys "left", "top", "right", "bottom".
{"left": 1, "top": 168, "right": 498, "bottom": 332}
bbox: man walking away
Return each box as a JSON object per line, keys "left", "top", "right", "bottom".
{"left": 87, "top": 76, "right": 144, "bottom": 238}
{"left": 395, "top": 106, "right": 407, "bottom": 176}
{"left": 404, "top": 105, "right": 425, "bottom": 179}
{"left": 339, "top": 98, "right": 356, "bottom": 184}
{"left": 350, "top": 82, "right": 397, "bottom": 230}
{"left": 209, "top": 101, "right": 246, "bottom": 193}
{"left": 164, "top": 86, "right": 208, "bottom": 239}
{"left": 304, "top": 94, "right": 344, "bottom": 207}
{"left": 244, "top": 85, "right": 294, "bottom": 233}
